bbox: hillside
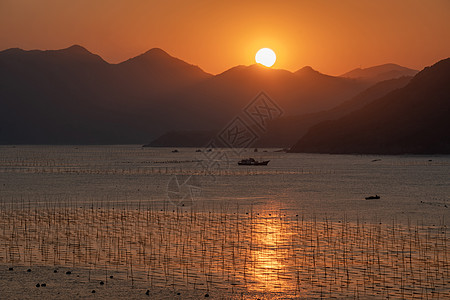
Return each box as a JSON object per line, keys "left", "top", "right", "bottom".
{"left": 0, "top": 46, "right": 212, "bottom": 144}
{"left": 147, "top": 76, "right": 412, "bottom": 148}
{"left": 0, "top": 45, "right": 412, "bottom": 145}
{"left": 257, "top": 76, "right": 412, "bottom": 147}
{"left": 290, "top": 58, "right": 450, "bottom": 154}
{"left": 340, "top": 63, "right": 418, "bottom": 84}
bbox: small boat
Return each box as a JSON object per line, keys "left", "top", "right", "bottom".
{"left": 365, "top": 195, "right": 380, "bottom": 200}
{"left": 172, "top": 149, "right": 179, "bottom": 153}
{"left": 238, "top": 158, "right": 270, "bottom": 166}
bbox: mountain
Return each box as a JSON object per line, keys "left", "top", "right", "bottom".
{"left": 159, "top": 64, "right": 371, "bottom": 139}
{"left": 0, "top": 45, "right": 408, "bottom": 145}
{"left": 256, "top": 76, "right": 412, "bottom": 147}
{"left": 143, "top": 130, "right": 216, "bottom": 147}
{"left": 341, "top": 63, "right": 418, "bottom": 84}
{"left": 290, "top": 58, "right": 450, "bottom": 154}
{"left": 116, "top": 48, "right": 211, "bottom": 97}
{"left": 0, "top": 45, "right": 212, "bottom": 144}
{"left": 141, "top": 64, "right": 372, "bottom": 147}
{"left": 147, "top": 76, "right": 412, "bottom": 148}
{"left": 208, "top": 64, "right": 369, "bottom": 115}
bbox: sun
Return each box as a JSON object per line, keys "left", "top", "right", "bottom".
{"left": 255, "top": 48, "right": 276, "bottom": 67}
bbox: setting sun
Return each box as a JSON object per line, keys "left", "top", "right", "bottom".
{"left": 255, "top": 48, "right": 276, "bottom": 67}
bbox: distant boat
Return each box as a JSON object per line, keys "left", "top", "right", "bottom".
{"left": 172, "top": 149, "right": 179, "bottom": 153}
{"left": 238, "top": 158, "right": 270, "bottom": 166}
{"left": 365, "top": 195, "right": 380, "bottom": 200}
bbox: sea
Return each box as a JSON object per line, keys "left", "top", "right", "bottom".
{"left": 1, "top": 145, "right": 449, "bottom": 298}
{"left": 0, "top": 145, "right": 449, "bottom": 226}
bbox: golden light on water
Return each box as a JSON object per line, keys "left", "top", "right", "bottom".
{"left": 250, "top": 219, "right": 290, "bottom": 291}
{"left": 0, "top": 204, "right": 448, "bottom": 298}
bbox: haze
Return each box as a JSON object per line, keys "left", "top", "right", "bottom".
{"left": 1, "top": 0, "right": 449, "bottom": 75}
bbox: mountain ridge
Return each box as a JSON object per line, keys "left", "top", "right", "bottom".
{"left": 146, "top": 76, "right": 413, "bottom": 148}
{"left": 340, "top": 63, "right": 418, "bottom": 83}
{"left": 290, "top": 58, "right": 450, "bottom": 154}
{"left": 1, "top": 45, "right": 421, "bottom": 76}
{"left": 0, "top": 45, "right": 428, "bottom": 145}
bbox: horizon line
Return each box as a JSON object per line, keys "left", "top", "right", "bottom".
{"left": 0, "top": 44, "right": 426, "bottom": 77}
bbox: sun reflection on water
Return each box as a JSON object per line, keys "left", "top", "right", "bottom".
{"left": 250, "top": 216, "right": 293, "bottom": 292}
{"left": 0, "top": 204, "right": 448, "bottom": 299}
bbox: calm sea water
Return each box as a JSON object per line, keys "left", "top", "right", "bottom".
{"left": 0, "top": 145, "right": 449, "bottom": 225}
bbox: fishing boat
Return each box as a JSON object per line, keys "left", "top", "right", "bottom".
{"left": 365, "top": 195, "right": 380, "bottom": 200}
{"left": 238, "top": 158, "right": 270, "bottom": 166}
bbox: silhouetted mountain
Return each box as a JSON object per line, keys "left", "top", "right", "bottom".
{"left": 0, "top": 46, "right": 212, "bottom": 144}
{"left": 148, "top": 76, "right": 412, "bottom": 148}
{"left": 0, "top": 45, "right": 398, "bottom": 144}
{"left": 117, "top": 48, "right": 211, "bottom": 97}
{"left": 167, "top": 64, "right": 370, "bottom": 134}
{"left": 295, "top": 66, "right": 327, "bottom": 77}
{"left": 142, "top": 64, "right": 374, "bottom": 147}
{"left": 340, "top": 63, "right": 418, "bottom": 84}
{"left": 290, "top": 58, "right": 450, "bottom": 154}
{"left": 257, "top": 76, "right": 412, "bottom": 147}
{"left": 212, "top": 64, "right": 367, "bottom": 115}
{"left": 144, "top": 130, "right": 216, "bottom": 147}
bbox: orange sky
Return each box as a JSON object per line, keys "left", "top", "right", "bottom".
{"left": 1, "top": 0, "right": 449, "bottom": 75}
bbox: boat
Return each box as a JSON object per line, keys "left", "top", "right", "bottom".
{"left": 238, "top": 158, "right": 270, "bottom": 166}
{"left": 365, "top": 195, "right": 380, "bottom": 200}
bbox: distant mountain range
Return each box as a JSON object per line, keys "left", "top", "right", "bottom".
{"left": 257, "top": 76, "right": 413, "bottom": 147}
{"left": 290, "top": 58, "right": 450, "bottom": 154}
{"left": 340, "top": 63, "right": 418, "bottom": 84}
{"left": 0, "top": 45, "right": 432, "bottom": 151}
{"left": 0, "top": 46, "right": 211, "bottom": 144}
{"left": 0, "top": 45, "right": 417, "bottom": 145}
{"left": 147, "top": 76, "right": 413, "bottom": 148}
